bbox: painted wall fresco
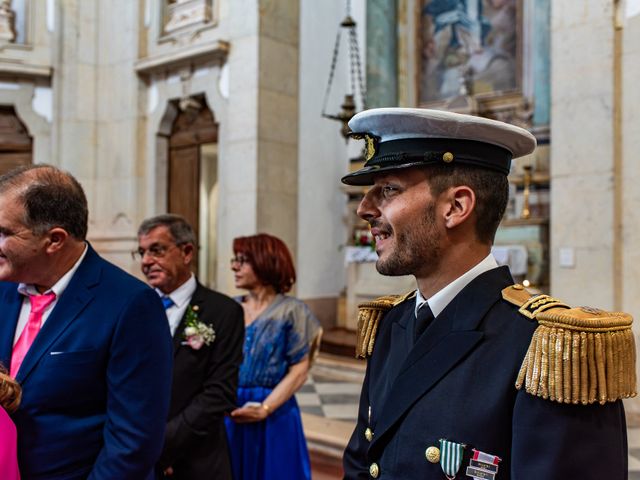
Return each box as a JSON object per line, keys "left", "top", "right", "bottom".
{"left": 419, "top": 0, "right": 518, "bottom": 104}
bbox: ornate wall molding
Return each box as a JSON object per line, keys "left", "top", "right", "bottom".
{"left": 0, "top": 0, "right": 16, "bottom": 42}
{"left": 164, "top": 0, "right": 213, "bottom": 35}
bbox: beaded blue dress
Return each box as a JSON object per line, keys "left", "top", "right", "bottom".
{"left": 225, "top": 294, "right": 320, "bottom": 480}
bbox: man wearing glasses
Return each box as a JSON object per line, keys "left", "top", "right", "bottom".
{"left": 136, "top": 214, "right": 244, "bottom": 480}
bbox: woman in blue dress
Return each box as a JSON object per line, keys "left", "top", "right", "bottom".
{"left": 225, "top": 233, "right": 321, "bottom": 480}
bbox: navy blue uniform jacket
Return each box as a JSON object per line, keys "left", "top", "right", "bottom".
{"left": 0, "top": 245, "right": 173, "bottom": 480}
{"left": 343, "top": 267, "right": 628, "bottom": 479}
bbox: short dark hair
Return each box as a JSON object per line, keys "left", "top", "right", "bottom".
{"left": 424, "top": 163, "right": 509, "bottom": 244}
{"left": 0, "top": 164, "right": 88, "bottom": 240}
{"left": 137, "top": 214, "right": 197, "bottom": 246}
{"left": 233, "top": 233, "right": 296, "bottom": 294}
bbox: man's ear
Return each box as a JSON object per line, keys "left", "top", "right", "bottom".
{"left": 45, "top": 228, "right": 69, "bottom": 254}
{"left": 442, "top": 185, "right": 476, "bottom": 229}
{"left": 182, "top": 243, "right": 195, "bottom": 265}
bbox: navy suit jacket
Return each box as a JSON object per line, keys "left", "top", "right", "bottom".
{"left": 0, "top": 244, "right": 173, "bottom": 480}
{"left": 343, "top": 267, "right": 628, "bottom": 479}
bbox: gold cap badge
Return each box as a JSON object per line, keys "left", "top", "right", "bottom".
{"left": 364, "top": 134, "right": 377, "bottom": 161}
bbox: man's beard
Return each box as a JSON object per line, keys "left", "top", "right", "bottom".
{"left": 375, "top": 202, "right": 441, "bottom": 277}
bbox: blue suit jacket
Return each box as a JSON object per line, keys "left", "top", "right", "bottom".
{"left": 343, "top": 267, "right": 628, "bottom": 479}
{"left": 0, "top": 245, "right": 173, "bottom": 480}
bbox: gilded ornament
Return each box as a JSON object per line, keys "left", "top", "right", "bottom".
{"left": 503, "top": 285, "right": 637, "bottom": 405}
{"left": 442, "top": 151, "right": 454, "bottom": 163}
{"left": 369, "top": 463, "right": 380, "bottom": 478}
{"left": 355, "top": 291, "right": 416, "bottom": 358}
{"left": 364, "top": 135, "right": 377, "bottom": 161}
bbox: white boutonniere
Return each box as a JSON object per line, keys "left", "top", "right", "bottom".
{"left": 182, "top": 305, "right": 216, "bottom": 350}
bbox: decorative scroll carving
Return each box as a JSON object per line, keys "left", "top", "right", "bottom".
{"left": 0, "top": 0, "right": 16, "bottom": 42}
{"left": 164, "top": 0, "right": 213, "bottom": 34}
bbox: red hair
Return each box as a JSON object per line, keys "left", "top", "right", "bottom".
{"left": 233, "top": 233, "right": 296, "bottom": 293}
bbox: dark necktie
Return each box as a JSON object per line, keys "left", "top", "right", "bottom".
{"left": 414, "top": 304, "right": 435, "bottom": 342}
{"left": 161, "top": 296, "right": 174, "bottom": 309}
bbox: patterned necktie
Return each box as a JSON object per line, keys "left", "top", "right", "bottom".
{"left": 11, "top": 292, "right": 57, "bottom": 378}
{"left": 414, "top": 304, "right": 435, "bottom": 343}
{"left": 161, "top": 296, "right": 175, "bottom": 309}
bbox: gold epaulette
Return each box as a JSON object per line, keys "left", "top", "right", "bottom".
{"left": 503, "top": 284, "right": 637, "bottom": 405}
{"left": 355, "top": 291, "right": 416, "bottom": 359}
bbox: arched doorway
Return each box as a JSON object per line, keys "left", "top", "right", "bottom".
{"left": 0, "top": 106, "right": 32, "bottom": 175}
{"left": 166, "top": 95, "right": 219, "bottom": 285}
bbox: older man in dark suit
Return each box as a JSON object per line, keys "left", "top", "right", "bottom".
{"left": 0, "top": 165, "right": 173, "bottom": 480}
{"left": 342, "top": 108, "right": 633, "bottom": 479}
{"left": 136, "top": 214, "right": 244, "bottom": 480}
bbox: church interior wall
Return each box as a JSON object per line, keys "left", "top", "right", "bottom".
{"left": 52, "top": 0, "right": 143, "bottom": 272}
{"left": 550, "top": 0, "right": 616, "bottom": 308}
{"left": 623, "top": 8, "right": 640, "bottom": 311}
{"left": 297, "top": 0, "right": 367, "bottom": 327}
{"left": 622, "top": 6, "right": 640, "bottom": 412}
{"left": 550, "top": 0, "right": 640, "bottom": 412}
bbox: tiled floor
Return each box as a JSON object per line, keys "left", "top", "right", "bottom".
{"left": 302, "top": 354, "right": 640, "bottom": 477}
{"left": 628, "top": 427, "right": 640, "bottom": 479}
{"left": 297, "top": 354, "right": 364, "bottom": 423}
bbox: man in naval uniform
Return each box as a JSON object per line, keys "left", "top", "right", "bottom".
{"left": 341, "top": 108, "right": 634, "bottom": 479}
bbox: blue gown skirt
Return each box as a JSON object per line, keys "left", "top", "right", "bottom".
{"left": 225, "top": 386, "right": 312, "bottom": 480}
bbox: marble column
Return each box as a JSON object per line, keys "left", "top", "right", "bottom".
{"left": 217, "top": 0, "right": 299, "bottom": 292}
{"left": 550, "top": 0, "right": 616, "bottom": 307}
{"left": 531, "top": 0, "right": 550, "bottom": 127}
{"left": 366, "top": 0, "right": 397, "bottom": 107}
{"left": 53, "top": 0, "right": 141, "bottom": 266}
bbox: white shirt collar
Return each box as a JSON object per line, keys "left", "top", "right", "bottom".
{"left": 156, "top": 274, "right": 197, "bottom": 308}
{"left": 18, "top": 244, "right": 89, "bottom": 298}
{"left": 415, "top": 253, "right": 499, "bottom": 318}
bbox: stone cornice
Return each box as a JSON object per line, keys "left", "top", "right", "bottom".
{"left": 135, "top": 39, "right": 229, "bottom": 76}
{"left": 0, "top": 59, "right": 52, "bottom": 79}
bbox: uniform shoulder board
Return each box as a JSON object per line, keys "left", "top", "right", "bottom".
{"left": 355, "top": 291, "right": 416, "bottom": 359}
{"left": 502, "top": 284, "right": 637, "bottom": 405}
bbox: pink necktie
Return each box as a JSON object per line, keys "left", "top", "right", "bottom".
{"left": 10, "top": 292, "right": 56, "bottom": 378}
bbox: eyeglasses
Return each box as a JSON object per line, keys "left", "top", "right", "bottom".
{"left": 131, "top": 244, "right": 180, "bottom": 261}
{"left": 230, "top": 255, "right": 249, "bottom": 266}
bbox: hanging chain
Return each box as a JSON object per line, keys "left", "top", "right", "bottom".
{"left": 321, "top": 0, "right": 367, "bottom": 116}
{"left": 321, "top": 28, "right": 343, "bottom": 116}
{"left": 349, "top": 26, "right": 366, "bottom": 109}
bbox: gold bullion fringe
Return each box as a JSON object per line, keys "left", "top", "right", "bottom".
{"left": 515, "top": 309, "right": 637, "bottom": 404}
{"left": 355, "top": 292, "right": 415, "bottom": 359}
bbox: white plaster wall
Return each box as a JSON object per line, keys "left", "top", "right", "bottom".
{"left": 550, "top": 0, "right": 616, "bottom": 308}
{"left": 297, "top": 0, "right": 366, "bottom": 300}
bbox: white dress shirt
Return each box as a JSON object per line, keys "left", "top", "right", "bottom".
{"left": 157, "top": 274, "right": 197, "bottom": 337}
{"left": 415, "top": 253, "right": 499, "bottom": 318}
{"left": 14, "top": 245, "right": 89, "bottom": 345}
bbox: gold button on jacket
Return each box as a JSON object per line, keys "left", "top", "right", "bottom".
{"left": 365, "top": 427, "right": 373, "bottom": 442}
{"left": 425, "top": 446, "right": 440, "bottom": 463}
{"left": 369, "top": 462, "right": 379, "bottom": 478}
